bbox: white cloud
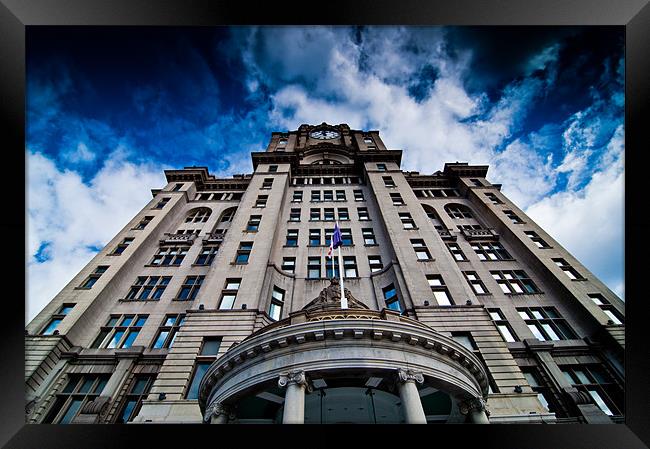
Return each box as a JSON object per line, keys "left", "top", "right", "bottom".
{"left": 26, "top": 149, "right": 168, "bottom": 322}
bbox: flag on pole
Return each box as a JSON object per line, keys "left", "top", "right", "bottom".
{"left": 328, "top": 223, "right": 343, "bottom": 258}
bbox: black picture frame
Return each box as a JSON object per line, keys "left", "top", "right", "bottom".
{"left": 2, "top": 0, "right": 648, "bottom": 448}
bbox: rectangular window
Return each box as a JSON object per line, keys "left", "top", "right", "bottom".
{"left": 451, "top": 332, "right": 478, "bottom": 351}
{"left": 471, "top": 242, "right": 512, "bottom": 261}
{"left": 341, "top": 228, "right": 353, "bottom": 246}
{"left": 470, "top": 178, "right": 482, "bottom": 186}
{"left": 133, "top": 216, "right": 153, "bottom": 230}
{"left": 463, "top": 271, "right": 489, "bottom": 295}
{"left": 219, "top": 278, "right": 241, "bottom": 309}
{"left": 79, "top": 266, "right": 109, "bottom": 289}
{"left": 286, "top": 229, "right": 298, "bottom": 247}
{"left": 382, "top": 176, "right": 395, "bottom": 187}
{"left": 201, "top": 337, "right": 222, "bottom": 356}
{"left": 357, "top": 207, "right": 370, "bottom": 220}
{"left": 525, "top": 231, "right": 551, "bottom": 249}
{"left": 368, "top": 255, "right": 383, "bottom": 273}
{"left": 116, "top": 374, "right": 156, "bottom": 423}
{"left": 235, "top": 242, "right": 253, "bottom": 264}
{"left": 383, "top": 284, "right": 401, "bottom": 312}
{"left": 353, "top": 190, "right": 365, "bottom": 201}
{"left": 335, "top": 190, "right": 346, "bottom": 201}
{"left": 588, "top": 294, "right": 624, "bottom": 325}
{"left": 491, "top": 270, "right": 541, "bottom": 295}
{"left": 311, "top": 190, "right": 321, "bottom": 202}
{"left": 309, "top": 229, "right": 322, "bottom": 246}
{"left": 246, "top": 215, "right": 262, "bottom": 232}
{"left": 560, "top": 365, "right": 623, "bottom": 416}
{"left": 41, "top": 304, "right": 74, "bottom": 335}
{"left": 377, "top": 163, "right": 387, "bottom": 171}
{"left": 552, "top": 258, "right": 584, "bottom": 280}
{"left": 521, "top": 368, "right": 556, "bottom": 414}
{"left": 195, "top": 246, "right": 219, "bottom": 266}
{"left": 289, "top": 208, "right": 301, "bottom": 221}
{"left": 503, "top": 209, "right": 524, "bottom": 224}
{"left": 399, "top": 212, "right": 416, "bottom": 229}
{"left": 151, "top": 314, "right": 185, "bottom": 349}
{"left": 338, "top": 207, "right": 349, "bottom": 221}
{"left": 324, "top": 208, "right": 335, "bottom": 221}
{"left": 186, "top": 361, "right": 212, "bottom": 400}
{"left": 518, "top": 307, "right": 577, "bottom": 341}
{"left": 125, "top": 276, "right": 171, "bottom": 300}
{"left": 255, "top": 195, "right": 268, "bottom": 208}
{"left": 261, "top": 178, "right": 273, "bottom": 189}
{"left": 153, "top": 197, "right": 170, "bottom": 209}
{"left": 343, "top": 256, "right": 358, "bottom": 277}
{"left": 292, "top": 191, "right": 303, "bottom": 202}
{"left": 446, "top": 243, "right": 467, "bottom": 261}
{"left": 269, "top": 165, "right": 278, "bottom": 172}
{"left": 281, "top": 257, "right": 296, "bottom": 274}
{"left": 176, "top": 276, "right": 204, "bottom": 301}
{"left": 362, "top": 228, "right": 377, "bottom": 245}
{"left": 325, "top": 257, "right": 340, "bottom": 279}
{"left": 324, "top": 228, "right": 334, "bottom": 246}
{"left": 112, "top": 237, "right": 134, "bottom": 255}
{"left": 269, "top": 286, "right": 285, "bottom": 321}
{"left": 484, "top": 192, "right": 503, "bottom": 204}
{"left": 310, "top": 208, "right": 321, "bottom": 221}
{"left": 487, "top": 309, "right": 517, "bottom": 342}
{"left": 150, "top": 246, "right": 188, "bottom": 266}
{"left": 172, "top": 183, "right": 184, "bottom": 191}
{"left": 390, "top": 192, "right": 404, "bottom": 205}
{"left": 43, "top": 374, "right": 111, "bottom": 423}
{"left": 426, "top": 275, "right": 453, "bottom": 306}
{"left": 90, "top": 314, "right": 148, "bottom": 349}
{"left": 307, "top": 257, "right": 321, "bottom": 279}
{"left": 323, "top": 190, "right": 334, "bottom": 201}
{"left": 411, "top": 239, "right": 432, "bottom": 261}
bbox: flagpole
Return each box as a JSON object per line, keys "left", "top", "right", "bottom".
{"left": 337, "top": 223, "right": 347, "bottom": 309}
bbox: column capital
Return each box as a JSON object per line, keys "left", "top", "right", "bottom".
{"left": 203, "top": 402, "right": 233, "bottom": 423}
{"left": 397, "top": 368, "right": 424, "bottom": 385}
{"left": 278, "top": 370, "right": 311, "bottom": 390}
{"left": 459, "top": 397, "right": 490, "bottom": 416}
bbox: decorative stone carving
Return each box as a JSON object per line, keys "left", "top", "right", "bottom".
{"left": 203, "top": 402, "right": 232, "bottom": 423}
{"left": 278, "top": 370, "right": 311, "bottom": 390}
{"left": 459, "top": 397, "right": 490, "bottom": 416}
{"left": 562, "top": 386, "right": 592, "bottom": 405}
{"left": 397, "top": 368, "right": 424, "bottom": 385}
{"left": 302, "top": 278, "right": 368, "bottom": 312}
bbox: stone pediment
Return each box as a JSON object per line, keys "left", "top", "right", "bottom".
{"left": 302, "top": 278, "right": 368, "bottom": 312}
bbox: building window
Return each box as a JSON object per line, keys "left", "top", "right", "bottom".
{"left": 172, "top": 183, "right": 184, "bottom": 191}
{"left": 79, "top": 266, "right": 109, "bottom": 289}
{"left": 470, "top": 178, "right": 482, "bottom": 186}
{"left": 426, "top": 275, "right": 453, "bottom": 306}
{"left": 353, "top": 190, "right": 365, "bottom": 201}
{"left": 324, "top": 208, "right": 335, "bottom": 221}
{"left": 588, "top": 294, "right": 624, "bottom": 325}
{"left": 310, "top": 208, "right": 321, "bottom": 221}
{"left": 246, "top": 215, "right": 262, "bottom": 232}
{"left": 286, "top": 229, "right": 298, "bottom": 247}
{"left": 377, "top": 163, "right": 387, "bottom": 171}
{"left": 195, "top": 246, "right": 219, "bottom": 266}
{"left": 185, "top": 208, "right": 211, "bottom": 223}
{"left": 269, "top": 165, "right": 278, "bottom": 172}
{"left": 399, "top": 212, "right": 416, "bottom": 229}
{"left": 311, "top": 191, "right": 321, "bottom": 202}
{"left": 518, "top": 307, "right": 577, "bottom": 341}
{"left": 235, "top": 242, "right": 253, "bottom": 264}
{"left": 293, "top": 191, "right": 303, "bottom": 202}
{"left": 471, "top": 242, "right": 512, "bottom": 261}
{"left": 111, "top": 237, "right": 134, "bottom": 255}
{"left": 116, "top": 374, "right": 156, "bottom": 423}
{"left": 343, "top": 256, "right": 358, "bottom": 277}
{"left": 488, "top": 309, "right": 518, "bottom": 342}
{"left": 382, "top": 284, "right": 401, "bottom": 312}
{"left": 269, "top": 286, "right": 285, "bottom": 321}
{"left": 323, "top": 190, "right": 334, "bottom": 201}
{"left": 368, "top": 255, "right": 383, "bottom": 273}
{"left": 552, "top": 258, "right": 584, "bottom": 280}
{"left": 362, "top": 228, "right": 377, "bottom": 245}
{"left": 325, "top": 257, "right": 340, "bottom": 279}
{"left": 336, "top": 190, "right": 346, "bottom": 201}
{"left": 42, "top": 374, "right": 111, "bottom": 423}
{"left": 484, "top": 192, "right": 503, "bottom": 204}
{"left": 390, "top": 192, "right": 404, "bottom": 205}
{"left": 277, "top": 138, "right": 288, "bottom": 148}
{"left": 560, "top": 365, "right": 623, "bottom": 416}
{"left": 503, "top": 209, "right": 524, "bottom": 224}
{"left": 382, "top": 176, "right": 395, "bottom": 187}
{"left": 308, "top": 257, "right": 321, "bottom": 279}
{"left": 219, "top": 278, "right": 241, "bottom": 309}
{"left": 337, "top": 207, "right": 349, "bottom": 221}
{"left": 357, "top": 207, "right": 370, "bottom": 220}
{"left": 261, "top": 178, "right": 273, "bottom": 189}
{"left": 446, "top": 243, "right": 467, "bottom": 261}
{"left": 411, "top": 239, "right": 432, "bottom": 261}
{"left": 364, "top": 137, "right": 374, "bottom": 144}
{"left": 125, "top": 276, "right": 171, "bottom": 300}
{"left": 445, "top": 204, "right": 473, "bottom": 219}
{"left": 281, "top": 257, "right": 296, "bottom": 274}
{"left": 133, "top": 216, "right": 153, "bottom": 230}
{"left": 220, "top": 208, "right": 236, "bottom": 223}
{"left": 324, "top": 228, "right": 334, "bottom": 246}
{"left": 451, "top": 332, "right": 478, "bottom": 351}
{"left": 255, "top": 195, "right": 268, "bottom": 208}
{"left": 521, "top": 368, "right": 556, "bottom": 414}
{"left": 151, "top": 314, "right": 185, "bottom": 349}
{"left": 153, "top": 197, "right": 170, "bottom": 209}
{"left": 341, "top": 228, "right": 353, "bottom": 246}
{"left": 150, "top": 247, "right": 188, "bottom": 266}
{"left": 525, "top": 231, "right": 551, "bottom": 249}
{"left": 176, "top": 276, "right": 205, "bottom": 300}
{"left": 309, "top": 229, "right": 322, "bottom": 246}
{"left": 90, "top": 314, "right": 148, "bottom": 349}
{"left": 463, "top": 271, "right": 489, "bottom": 295}
{"left": 289, "top": 208, "right": 301, "bottom": 221}
{"left": 491, "top": 270, "right": 541, "bottom": 295}
{"left": 41, "top": 304, "right": 75, "bottom": 335}
{"left": 186, "top": 361, "right": 212, "bottom": 400}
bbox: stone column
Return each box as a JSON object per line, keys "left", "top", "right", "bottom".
{"left": 205, "top": 402, "right": 232, "bottom": 424}
{"left": 278, "top": 370, "right": 310, "bottom": 424}
{"left": 396, "top": 368, "right": 427, "bottom": 424}
{"left": 460, "top": 397, "right": 490, "bottom": 424}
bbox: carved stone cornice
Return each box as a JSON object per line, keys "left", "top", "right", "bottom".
{"left": 459, "top": 397, "right": 490, "bottom": 416}
{"left": 397, "top": 368, "right": 424, "bottom": 385}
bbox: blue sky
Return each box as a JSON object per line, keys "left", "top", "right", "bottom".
{"left": 26, "top": 26, "right": 624, "bottom": 322}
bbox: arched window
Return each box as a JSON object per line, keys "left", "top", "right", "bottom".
{"left": 185, "top": 208, "right": 212, "bottom": 223}
{"left": 218, "top": 207, "right": 237, "bottom": 223}
{"left": 310, "top": 159, "right": 342, "bottom": 165}
{"left": 444, "top": 204, "right": 474, "bottom": 220}
{"left": 422, "top": 205, "right": 444, "bottom": 229}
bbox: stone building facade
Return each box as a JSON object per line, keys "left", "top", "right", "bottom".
{"left": 25, "top": 123, "right": 624, "bottom": 424}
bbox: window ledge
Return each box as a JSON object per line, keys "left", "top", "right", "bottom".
{"left": 118, "top": 298, "right": 161, "bottom": 303}
{"left": 171, "top": 298, "right": 195, "bottom": 302}
{"left": 364, "top": 243, "right": 379, "bottom": 247}
{"left": 191, "top": 264, "right": 212, "bottom": 267}
{"left": 143, "top": 264, "right": 181, "bottom": 268}
{"left": 571, "top": 278, "right": 588, "bottom": 282}
{"left": 416, "top": 259, "right": 436, "bottom": 262}
{"left": 74, "top": 287, "right": 92, "bottom": 290}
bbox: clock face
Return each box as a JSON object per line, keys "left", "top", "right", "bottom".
{"left": 310, "top": 129, "right": 340, "bottom": 140}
